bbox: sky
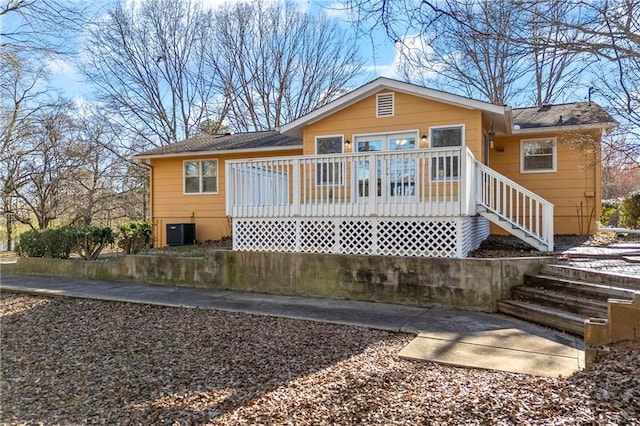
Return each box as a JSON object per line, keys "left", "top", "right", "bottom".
{"left": 1, "top": 0, "right": 401, "bottom": 103}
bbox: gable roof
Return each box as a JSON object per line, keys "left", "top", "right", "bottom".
{"left": 134, "top": 131, "right": 302, "bottom": 159}
{"left": 281, "top": 77, "right": 508, "bottom": 138}
{"left": 512, "top": 102, "right": 617, "bottom": 134}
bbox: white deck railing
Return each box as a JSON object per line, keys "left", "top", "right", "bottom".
{"left": 226, "top": 146, "right": 555, "bottom": 252}
{"left": 226, "top": 147, "right": 476, "bottom": 218}
{"left": 476, "top": 162, "right": 554, "bottom": 250}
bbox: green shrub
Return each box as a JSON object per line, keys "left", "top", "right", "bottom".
{"left": 117, "top": 221, "right": 153, "bottom": 254}
{"left": 620, "top": 190, "right": 640, "bottom": 229}
{"left": 16, "top": 229, "right": 45, "bottom": 257}
{"left": 41, "top": 228, "right": 73, "bottom": 259}
{"left": 16, "top": 227, "right": 73, "bottom": 258}
{"left": 600, "top": 199, "right": 620, "bottom": 227}
{"left": 68, "top": 225, "right": 115, "bottom": 260}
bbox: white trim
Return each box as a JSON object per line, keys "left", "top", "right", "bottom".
{"left": 376, "top": 92, "right": 394, "bottom": 117}
{"left": 133, "top": 145, "right": 301, "bottom": 160}
{"left": 280, "top": 77, "right": 506, "bottom": 136}
{"left": 520, "top": 138, "right": 557, "bottom": 174}
{"left": 183, "top": 159, "right": 220, "bottom": 195}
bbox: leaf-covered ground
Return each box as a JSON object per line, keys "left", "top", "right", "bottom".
{"left": 1, "top": 293, "right": 638, "bottom": 425}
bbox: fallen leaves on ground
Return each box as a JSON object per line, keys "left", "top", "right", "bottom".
{"left": 1, "top": 293, "right": 637, "bottom": 425}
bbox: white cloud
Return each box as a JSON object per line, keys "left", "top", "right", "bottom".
{"left": 46, "top": 56, "right": 90, "bottom": 100}
{"left": 388, "top": 35, "right": 441, "bottom": 81}
{"left": 320, "top": 2, "right": 351, "bottom": 20}
{"left": 46, "top": 57, "right": 78, "bottom": 76}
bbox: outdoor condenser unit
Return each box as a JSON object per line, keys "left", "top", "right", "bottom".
{"left": 166, "top": 223, "right": 196, "bottom": 246}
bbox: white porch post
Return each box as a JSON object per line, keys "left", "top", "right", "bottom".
{"left": 543, "top": 204, "right": 554, "bottom": 251}
{"left": 292, "top": 159, "right": 300, "bottom": 216}
{"left": 459, "top": 147, "right": 466, "bottom": 216}
{"left": 368, "top": 153, "right": 377, "bottom": 216}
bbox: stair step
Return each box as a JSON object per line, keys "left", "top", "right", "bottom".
{"left": 512, "top": 286, "right": 608, "bottom": 318}
{"left": 541, "top": 264, "right": 640, "bottom": 290}
{"left": 477, "top": 209, "right": 550, "bottom": 252}
{"left": 523, "top": 274, "right": 636, "bottom": 301}
{"left": 497, "top": 300, "right": 586, "bottom": 336}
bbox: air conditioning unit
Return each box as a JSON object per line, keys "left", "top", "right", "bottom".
{"left": 166, "top": 223, "right": 195, "bottom": 246}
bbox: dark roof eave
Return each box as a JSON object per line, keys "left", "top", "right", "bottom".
{"left": 133, "top": 144, "right": 303, "bottom": 160}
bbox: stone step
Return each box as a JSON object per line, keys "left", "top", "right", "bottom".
{"left": 523, "top": 274, "right": 636, "bottom": 301}
{"left": 497, "top": 300, "right": 586, "bottom": 336}
{"left": 541, "top": 264, "right": 640, "bottom": 290}
{"left": 512, "top": 286, "right": 608, "bottom": 318}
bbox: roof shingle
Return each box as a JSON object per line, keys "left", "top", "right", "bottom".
{"left": 512, "top": 102, "right": 616, "bottom": 129}
{"left": 135, "top": 131, "right": 302, "bottom": 157}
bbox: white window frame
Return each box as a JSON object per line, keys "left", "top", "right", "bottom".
{"left": 183, "top": 159, "right": 219, "bottom": 195}
{"left": 429, "top": 124, "right": 465, "bottom": 182}
{"left": 520, "top": 138, "right": 557, "bottom": 173}
{"left": 315, "top": 134, "right": 345, "bottom": 186}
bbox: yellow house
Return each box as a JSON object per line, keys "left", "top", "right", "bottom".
{"left": 134, "top": 78, "right": 616, "bottom": 257}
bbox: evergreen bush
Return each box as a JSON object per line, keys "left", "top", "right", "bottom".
{"left": 68, "top": 225, "right": 115, "bottom": 260}
{"left": 16, "top": 227, "right": 73, "bottom": 258}
{"left": 620, "top": 190, "right": 640, "bottom": 229}
{"left": 117, "top": 221, "right": 153, "bottom": 254}
{"left": 600, "top": 199, "right": 620, "bottom": 227}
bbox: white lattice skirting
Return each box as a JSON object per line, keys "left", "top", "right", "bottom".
{"left": 233, "top": 216, "right": 489, "bottom": 258}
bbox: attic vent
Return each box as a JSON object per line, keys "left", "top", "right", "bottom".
{"left": 376, "top": 92, "right": 394, "bottom": 117}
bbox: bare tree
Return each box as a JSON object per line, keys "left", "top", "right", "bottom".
{"left": 517, "top": 1, "right": 591, "bottom": 105}
{"left": 399, "top": 0, "right": 530, "bottom": 104}
{"left": 83, "top": 0, "right": 219, "bottom": 148}
{"left": 515, "top": 1, "right": 639, "bottom": 150}
{"left": 11, "top": 101, "right": 85, "bottom": 230}
{"left": 0, "top": 50, "right": 55, "bottom": 249}
{"left": 0, "top": 0, "right": 85, "bottom": 54}
{"left": 208, "top": 1, "right": 364, "bottom": 131}
{"left": 602, "top": 138, "right": 640, "bottom": 199}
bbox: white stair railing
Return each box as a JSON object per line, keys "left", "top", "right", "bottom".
{"left": 476, "top": 162, "right": 554, "bottom": 251}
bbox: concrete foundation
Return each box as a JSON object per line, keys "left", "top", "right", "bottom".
{"left": 584, "top": 294, "right": 640, "bottom": 365}
{"left": 2, "top": 252, "right": 552, "bottom": 312}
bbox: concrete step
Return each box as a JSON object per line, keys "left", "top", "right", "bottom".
{"left": 497, "top": 300, "right": 586, "bottom": 336}
{"left": 512, "top": 286, "right": 608, "bottom": 318}
{"left": 541, "top": 264, "right": 640, "bottom": 290}
{"left": 523, "top": 274, "right": 636, "bottom": 301}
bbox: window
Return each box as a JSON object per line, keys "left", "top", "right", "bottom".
{"left": 430, "top": 125, "right": 464, "bottom": 180}
{"left": 431, "top": 126, "right": 464, "bottom": 148}
{"left": 521, "top": 138, "right": 556, "bottom": 173}
{"left": 316, "top": 136, "right": 344, "bottom": 185}
{"left": 184, "top": 159, "right": 218, "bottom": 194}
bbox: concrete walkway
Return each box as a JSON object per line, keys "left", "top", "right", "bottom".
{"left": 559, "top": 241, "right": 640, "bottom": 279}
{"left": 0, "top": 272, "right": 584, "bottom": 378}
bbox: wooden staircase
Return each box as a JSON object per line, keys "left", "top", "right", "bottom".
{"left": 475, "top": 162, "right": 554, "bottom": 252}
{"left": 498, "top": 264, "right": 640, "bottom": 336}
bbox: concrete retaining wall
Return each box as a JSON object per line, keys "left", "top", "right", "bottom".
{"left": 3, "top": 252, "right": 552, "bottom": 312}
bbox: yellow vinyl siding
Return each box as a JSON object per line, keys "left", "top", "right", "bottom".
{"left": 490, "top": 130, "right": 602, "bottom": 235}
{"left": 302, "top": 91, "right": 484, "bottom": 160}
{"left": 150, "top": 148, "right": 302, "bottom": 246}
